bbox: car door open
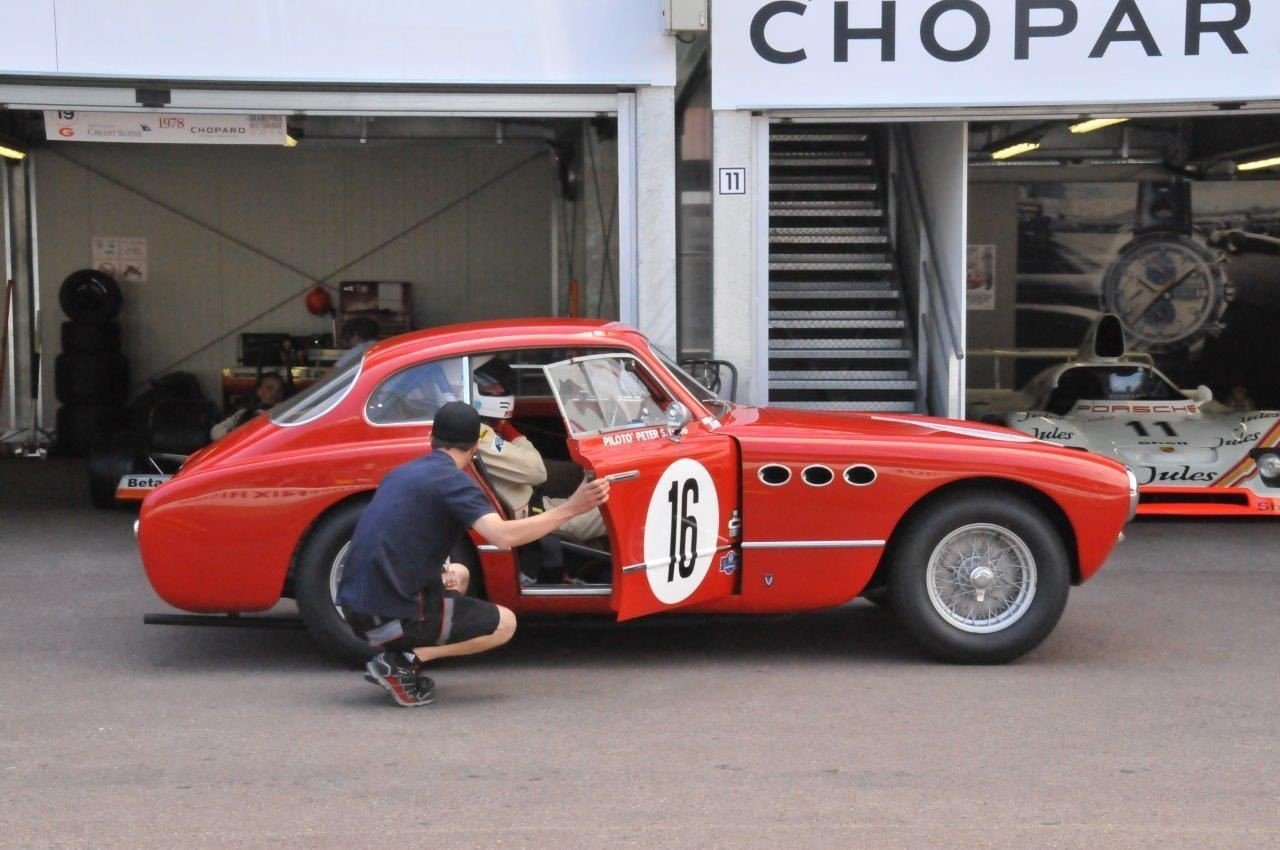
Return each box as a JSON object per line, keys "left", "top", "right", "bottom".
{"left": 543, "top": 353, "right": 742, "bottom": 620}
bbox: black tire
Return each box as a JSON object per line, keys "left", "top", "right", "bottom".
{"left": 147, "top": 399, "right": 214, "bottom": 455}
{"left": 294, "top": 499, "right": 379, "bottom": 665}
{"left": 55, "top": 404, "right": 127, "bottom": 457}
{"left": 861, "top": 585, "right": 892, "bottom": 611}
{"left": 59, "top": 269, "right": 122, "bottom": 322}
{"left": 87, "top": 431, "right": 147, "bottom": 509}
{"left": 887, "top": 492, "right": 1070, "bottom": 664}
{"left": 62, "top": 320, "right": 122, "bottom": 354}
{"left": 55, "top": 352, "right": 129, "bottom": 405}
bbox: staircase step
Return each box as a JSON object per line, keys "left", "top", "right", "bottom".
{"left": 770, "top": 233, "right": 888, "bottom": 245}
{"left": 771, "top": 288, "right": 902, "bottom": 301}
{"left": 770, "top": 182, "right": 879, "bottom": 192}
{"left": 770, "top": 226, "right": 884, "bottom": 237}
{"left": 771, "top": 158, "right": 876, "bottom": 168}
{"left": 770, "top": 310, "right": 899, "bottom": 321}
{"left": 770, "top": 379, "right": 918, "bottom": 391}
{"left": 770, "top": 350, "right": 912, "bottom": 361}
{"left": 770, "top": 260, "right": 895, "bottom": 272}
{"left": 770, "top": 401, "right": 919, "bottom": 412}
{"left": 771, "top": 337, "right": 910, "bottom": 350}
{"left": 769, "top": 318, "right": 905, "bottom": 330}
{"left": 770, "top": 207, "right": 885, "bottom": 218}
{"left": 771, "top": 132, "right": 870, "bottom": 143}
{"left": 771, "top": 279, "right": 896, "bottom": 292}
{"left": 771, "top": 370, "right": 911, "bottom": 381}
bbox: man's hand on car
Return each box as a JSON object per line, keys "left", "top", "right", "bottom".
{"left": 565, "top": 477, "right": 610, "bottom": 515}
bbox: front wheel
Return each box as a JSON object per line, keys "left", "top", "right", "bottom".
{"left": 888, "top": 493, "right": 1070, "bottom": 664}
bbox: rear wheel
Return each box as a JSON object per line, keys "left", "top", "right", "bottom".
{"left": 294, "top": 500, "right": 377, "bottom": 665}
{"left": 294, "top": 499, "right": 486, "bottom": 665}
{"left": 888, "top": 493, "right": 1070, "bottom": 664}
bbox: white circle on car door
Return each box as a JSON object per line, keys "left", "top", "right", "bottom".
{"left": 643, "top": 458, "right": 720, "bottom": 605}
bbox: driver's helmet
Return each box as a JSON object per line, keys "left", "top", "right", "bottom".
{"left": 472, "top": 354, "right": 516, "bottom": 420}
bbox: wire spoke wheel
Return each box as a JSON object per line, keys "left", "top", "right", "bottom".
{"left": 925, "top": 523, "right": 1037, "bottom": 634}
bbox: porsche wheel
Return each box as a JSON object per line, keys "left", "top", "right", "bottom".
{"left": 888, "top": 493, "right": 1070, "bottom": 664}
{"left": 294, "top": 500, "right": 377, "bottom": 665}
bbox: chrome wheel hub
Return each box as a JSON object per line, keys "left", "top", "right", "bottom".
{"left": 926, "top": 523, "right": 1037, "bottom": 634}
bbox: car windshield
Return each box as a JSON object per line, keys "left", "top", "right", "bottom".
{"left": 1044, "top": 365, "right": 1182, "bottom": 414}
{"left": 270, "top": 357, "right": 361, "bottom": 426}
{"left": 649, "top": 345, "right": 734, "bottom": 420}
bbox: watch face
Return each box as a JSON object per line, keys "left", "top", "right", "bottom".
{"left": 1101, "top": 235, "right": 1226, "bottom": 349}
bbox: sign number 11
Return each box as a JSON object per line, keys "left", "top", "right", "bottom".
{"left": 718, "top": 168, "right": 746, "bottom": 195}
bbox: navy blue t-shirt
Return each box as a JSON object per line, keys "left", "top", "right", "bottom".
{"left": 336, "top": 451, "right": 495, "bottom": 620}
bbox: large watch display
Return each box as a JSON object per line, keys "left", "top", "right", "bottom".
{"left": 1099, "top": 182, "right": 1233, "bottom": 354}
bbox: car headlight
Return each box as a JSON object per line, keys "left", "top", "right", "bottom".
{"left": 1125, "top": 466, "right": 1139, "bottom": 520}
{"left": 1257, "top": 452, "right": 1280, "bottom": 483}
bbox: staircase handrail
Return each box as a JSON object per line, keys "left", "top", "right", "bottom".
{"left": 892, "top": 130, "right": 964, "bottom": 363}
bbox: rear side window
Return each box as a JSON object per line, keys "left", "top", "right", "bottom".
{"left": 366, "top": 357, "right": 467, "bottom": 425}
{"left": 270, "top": 358, "right": 361, "bottom": 426}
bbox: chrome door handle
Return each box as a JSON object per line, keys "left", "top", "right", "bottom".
{"left": 603, "top": 470, "right": 640, "bottom": 483}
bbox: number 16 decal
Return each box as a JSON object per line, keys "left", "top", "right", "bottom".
{"left": 644, "top": 459, "right": 720, "bottom": 604}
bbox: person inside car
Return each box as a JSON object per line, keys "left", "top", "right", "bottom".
{"left": 472, "top": 356, "right": 607, "bottom": 544}
{"left": 337, "top": 401, "right": 609, "bottom": 707}
{"left": 211, "top": 372, "right": 287, "bottom": 440}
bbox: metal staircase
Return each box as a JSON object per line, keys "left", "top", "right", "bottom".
{"left": 767, "top": 125, "right": 919, "bottom": 412}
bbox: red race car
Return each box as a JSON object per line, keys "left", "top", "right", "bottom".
{"left": 137, "top": 319, "right": 1137, "bottom": 664}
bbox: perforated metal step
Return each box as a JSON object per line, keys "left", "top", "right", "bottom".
{"left": 770, "top": 401, "right": 918, "bottom": 412}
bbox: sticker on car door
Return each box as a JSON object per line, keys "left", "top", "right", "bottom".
{"left": 642, "top": 458, "right": 721, "bottom": 604}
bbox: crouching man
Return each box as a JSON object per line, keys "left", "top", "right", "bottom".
{"left": 337, "top": 401, "right": 609, "bottom": 707}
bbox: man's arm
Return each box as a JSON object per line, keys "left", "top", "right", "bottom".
{"left": 472, "top": 476, "right": 609, "bottom": 550}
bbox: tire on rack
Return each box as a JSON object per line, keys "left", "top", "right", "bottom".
{"left": 56, "top": 403, "right": 127, "bottom": 457}
{"left": 887, "top": 491, "right": 1070, "bottom": 664}
{"left": 87, "top": 430, "right": 148, "bottom": 509}
{"left": 58, "top": 269, "right": 122, "bottom": 322}
{"left": 61, "top": 320, "right": 122, "bottom": 354}
{"left": 55, "top": 351, "right": 129, "bottom": 405}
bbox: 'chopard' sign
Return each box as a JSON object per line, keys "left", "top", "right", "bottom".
{"left": 712, "top": 0, "right": 1280, "bottom": 110}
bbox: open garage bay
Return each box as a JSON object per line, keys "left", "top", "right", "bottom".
{"left": 1, "top": 459, "right": 1277, "bottom": 848}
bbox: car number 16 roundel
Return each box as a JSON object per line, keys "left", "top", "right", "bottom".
{"left": 642, "top": 458, "right": 721, "bottom": 605}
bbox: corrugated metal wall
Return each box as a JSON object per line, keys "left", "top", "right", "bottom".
{"left": 35, "top": 140, "right": 552, "bottom": 418}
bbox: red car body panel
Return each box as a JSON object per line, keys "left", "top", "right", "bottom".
{"left": 138, "top": 319, "right": 1132, "bottom": 619}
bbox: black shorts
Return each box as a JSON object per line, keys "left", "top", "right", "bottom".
{"left": 347, "top": 592, "right": 501, "bottom": 652}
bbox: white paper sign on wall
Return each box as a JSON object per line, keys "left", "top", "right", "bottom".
{"left": 92, "top": 237, "right": 148, "bottom": 283}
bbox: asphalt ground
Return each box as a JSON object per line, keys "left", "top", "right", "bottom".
{"left": 1, "top": 458, "right": 1278, "bottom": 848}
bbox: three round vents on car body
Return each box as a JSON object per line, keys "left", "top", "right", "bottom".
{"left": 758, "top": 463, "right": 877, "bottom": 487}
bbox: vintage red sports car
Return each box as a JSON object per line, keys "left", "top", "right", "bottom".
{"left": 137, "top": 319, "right": 1137, "bottom": 664}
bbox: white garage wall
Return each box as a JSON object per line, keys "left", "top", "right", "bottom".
{"left": 35, "top": 141, "right": 552, "bottom": 419}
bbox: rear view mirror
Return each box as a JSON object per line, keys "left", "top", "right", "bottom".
{"left": 1194, "top": 385, "right": 1214, "bottom": 404}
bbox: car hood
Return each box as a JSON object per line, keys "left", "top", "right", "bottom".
{"left": 730, "top": 406, "right": 1040, "bottom": 445}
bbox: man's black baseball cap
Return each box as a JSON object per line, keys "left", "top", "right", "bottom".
{"left": 433, "top": 401, "right": 482, "bottom": 445}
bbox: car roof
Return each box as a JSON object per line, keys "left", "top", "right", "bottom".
{"left": 359, "top": 318, "right": 636, "bottom": 368}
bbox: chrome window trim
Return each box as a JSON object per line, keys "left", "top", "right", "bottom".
{"left": 741, "top": 540, "right": 886, "bottom": 550}
{"left": 543, "top": 352, "right": 675, "bottom": 439}
{"left": 272, "top": 360, "right": 364, "bottom": 428}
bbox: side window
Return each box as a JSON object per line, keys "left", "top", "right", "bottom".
{"left": 366, "top": 357, "right": 466, "bottom": 425}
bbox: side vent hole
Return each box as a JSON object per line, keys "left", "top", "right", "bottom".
{"left": 801, "top": 465, "right": 834, "bottom": 487}
{"left": 759, "top": 464, "right": 791, "bottom": 486}
{"left": 844, "top": 465, "right": 877, "bottom": 487}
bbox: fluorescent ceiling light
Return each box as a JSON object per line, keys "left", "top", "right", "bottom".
{"left": 1237, "top": 155, "right": 1280, "bottom": 172}
{"left": 0, "top": 144, "right": 26, "bottom": 161}
{"left": 284, "top": 135, "right": 299, "bottom": 148}
{"left": 991, "top": 141, "right": 1041, "bottom": 161}
{"left": 1070, "top": 117, "right": 1129, "bottom": 134}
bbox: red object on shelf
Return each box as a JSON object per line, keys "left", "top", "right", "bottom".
{"left": 304, "top": 286, "right": 332, "bottom": 317}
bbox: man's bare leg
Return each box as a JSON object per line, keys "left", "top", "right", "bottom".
{"left": 413, "top": 606, "right": 516, "bottom": 664}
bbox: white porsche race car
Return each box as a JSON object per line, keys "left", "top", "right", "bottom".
{"left": 995, "top": 315, "right": 1280, "bottom": 516}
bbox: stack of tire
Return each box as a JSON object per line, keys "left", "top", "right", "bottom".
{"left": 55, "top": 270, "right": 129, "bottom": 457}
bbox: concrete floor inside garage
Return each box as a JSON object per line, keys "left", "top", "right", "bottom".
{"left": 1, "top": 459, "right": 1278, "bottom": 847}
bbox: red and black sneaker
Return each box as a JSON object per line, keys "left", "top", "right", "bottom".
{"left": 364, "top": 652, "right": 436, "bottom": 707}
